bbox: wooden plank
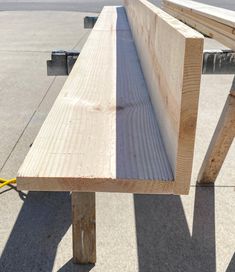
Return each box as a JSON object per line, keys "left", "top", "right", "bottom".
{"left": 163, "top": 6, "right": 235, "bottom": 50}
{"left": 124, "top": 0, "right": 204, "bottom": 194}
{"left": 163, "top": 0, "right": 235, "bottom": 28}
{"left": 163, "top": 0, "right": 235, "bottom": 50}
{"left": 197, "top": 94, "right": 235, "bottom": 183}
{"left": 164, "top": 5, "right": 235, "bottom": 38}
{"left": 72, "top": 192, "right": 96, "bottom": 264}
{"left": 17, "top": 6, "right": 175, "bottom": 194}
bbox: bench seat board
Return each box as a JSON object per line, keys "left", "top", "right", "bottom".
{"left": 17, "top": 6, "right": 175, "bottom": 194}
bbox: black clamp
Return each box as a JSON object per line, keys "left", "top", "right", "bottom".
{"left": 47, "top": 50, "right": 80, "bottom": 76}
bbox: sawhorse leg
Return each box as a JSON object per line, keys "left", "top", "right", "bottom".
{"left": 72, "top": 192, "right": 96, "bottom": 264}
{"left": 197, "top": 92, "right": 235, "bottom": 184}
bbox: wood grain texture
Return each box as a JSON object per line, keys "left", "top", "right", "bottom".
{"left": 17, "top": 6, "right": 175, "bottom": 194}
{"left": 163, "top": 0, "right": 235, "bottom": 28}
{"left": 17, "top": 2, "right": 203, "bottom": 195}
{"left": 163, "top": 0, "right": 235, "bottom": 50}
{"left": 230, "top": 77, "right": 235, "bottom": 97}
{"left": 124, "top": 0, "right": 204, "bottom": 194}
{"left": 197, "top": 94, "right": 235, "bottom": 184}
{"left": 164, "top": 4, "right": 235, "bottom": 39}
{"left": 72, "top": 192, "right": 96, "bottom": 264}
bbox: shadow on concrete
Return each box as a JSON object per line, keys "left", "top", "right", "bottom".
{"left": 58, "top": 259, "right": 94, "bottom": 272}
{"left": 134, "top": 186, "right": 216, "bottom": 272}
{"left": 0, "top": 192, "right": 71, "bottom": 272}
{"left": 0, "top": 184, "right": 27, "bottom": 201}
{"left": 226, "top": 253, "right": 235, "bottom": 272}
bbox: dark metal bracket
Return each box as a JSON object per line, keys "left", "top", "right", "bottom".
{"left": 84, "top": 16, "right": 98, "bottom": 29}
{"left": 202, "top": 49, "right": 235, "bottom": 74}
{"left": 47, "top": 16, "right": 99, "bottom": 76}
{"left": 47, "top": 50, "right": 80, "bottom": 76}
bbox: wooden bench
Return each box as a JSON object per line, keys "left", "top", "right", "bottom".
{"left": 17, "top": 0, "right": 203, "bottom": 264}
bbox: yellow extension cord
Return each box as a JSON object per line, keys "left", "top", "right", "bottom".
{"left": 0, "top": 178, "right": 16, "bottom": 189}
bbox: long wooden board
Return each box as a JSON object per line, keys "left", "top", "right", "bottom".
{"left": 124, "top": 0, "right": 203, "bottom": 194}
{"left": 163, "top": 0, "right": 235, "bottom": 28}
{"left": 17, "top": 2, "right": 203, "bottom": 195}
{"left": 17, "top": 6, "right": 174, "bottom": 194}
{"left": 163, "top": 0, "right": 235, "bottom": 50}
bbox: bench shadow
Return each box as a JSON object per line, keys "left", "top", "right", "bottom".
{"left": 226, "top": 253, "right": 235, "bottom": 272}
{"left": 0, "top": 192, "right": 71, "bottom": 272}
{"left": 134, "top": 186, "right": 216, "bottom": 272}
{"left": 58, "top": 259, "right": 94, "bottom": 272}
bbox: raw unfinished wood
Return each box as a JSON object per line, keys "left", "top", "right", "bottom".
{"left": 163, "top": 0, "right": 235, "bottom": 28}
{"left": 72, "top": 192, "right": 96, "bottom": 264}
{"left": 17, "top": 6, "right": 173, "bottom": 194}
{"left": 17, "top": 2, "right": 203, "bottom": 195}
{"left": 163, "top": 6, "right": 235, "bottom": 50}
{"left": 163, "top": 0, "right": 235, "bottom": 50}
{"left": 125, "top": 0, "right": 203, "bottom": 194}
{"left": 197, "top": 93, "right": 235, "bottom": 183}
{"left": 230, "top": 77, "right": 235, "bottom": 97}
{"left": 164, "top": 4, "right": 235, "bottom": 38}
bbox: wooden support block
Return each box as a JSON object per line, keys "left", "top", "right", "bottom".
{"left": 72, "top": 192, "right": 96, "bottom": 264}
{"left": 197, "top": 94, "right": 235, "bottom": 184}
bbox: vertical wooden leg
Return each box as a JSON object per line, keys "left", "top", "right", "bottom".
{"left": 197, "top": 94, "right": 235, "bottom": 184}
{"left": 72, "top": 192, "right": 96, "bottom": 264}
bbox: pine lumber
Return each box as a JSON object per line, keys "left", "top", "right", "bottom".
{"left": 197, "top": 94, "right": 235, "bottom": 183}
{"left": 163, "top": 0, "right": 235, "bottom": 50}
{"left": 163, "top": 0, "right": 235, "bottom": 27}
{"left": 124, "top": 0, "right": 203, "bottom": 194}
{"left": 72, "top": 192, "right": 96, "bottom": 264}
{"left": 17, "top": 2, "right": 203, "bottom": 195}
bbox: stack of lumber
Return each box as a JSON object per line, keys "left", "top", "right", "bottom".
{"left": 163, "top": 0, "right": 235, "bottom": 50}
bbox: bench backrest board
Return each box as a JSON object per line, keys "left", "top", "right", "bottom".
{"left": 124, "top": 0, "right": 204, "bottom": 193}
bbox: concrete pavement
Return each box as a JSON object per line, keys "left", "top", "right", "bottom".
{"left": 0, "top": 2, "right": 234, "bottom": 272}
{"left": 0, "top": 1, "right": 234, "bottom": 12}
